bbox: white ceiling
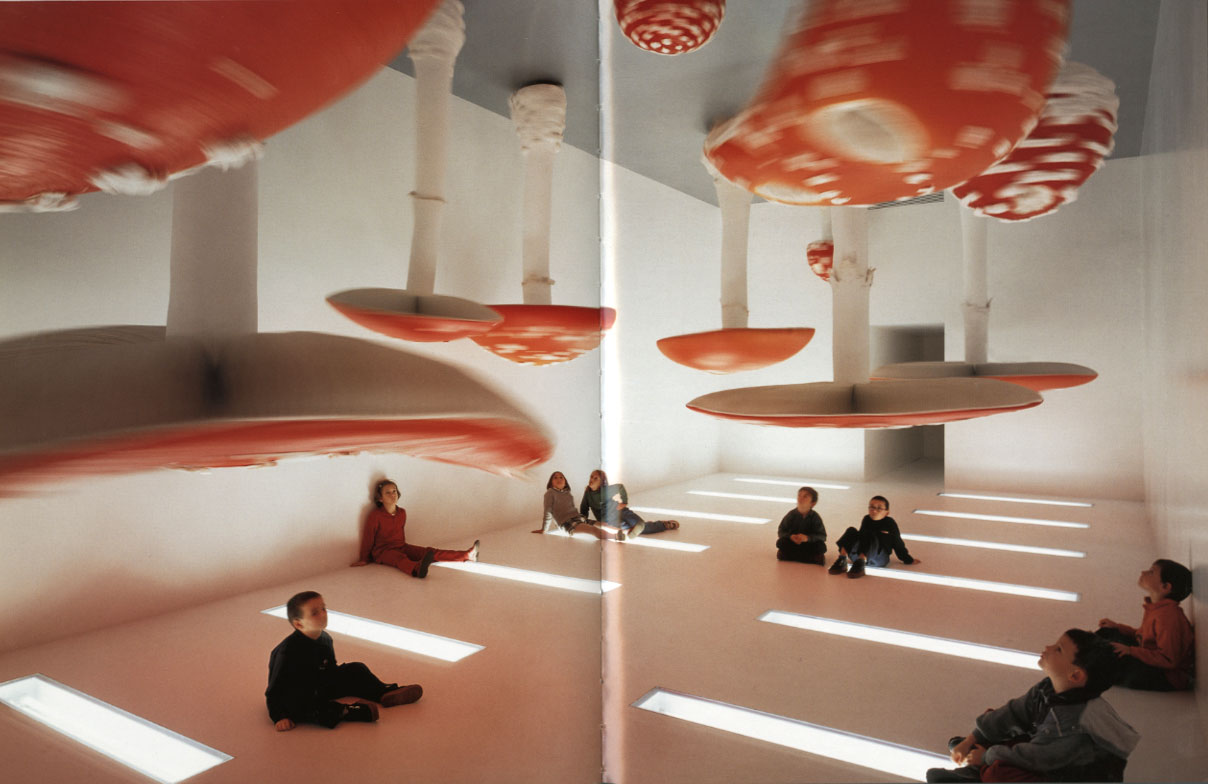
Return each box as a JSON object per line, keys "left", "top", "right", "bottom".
{"left": 391, "top": 0, "right": 1160, "bottom": 205}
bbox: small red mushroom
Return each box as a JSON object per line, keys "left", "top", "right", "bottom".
{"left": 614, "top": 0, "right": 726, "bottom": 55}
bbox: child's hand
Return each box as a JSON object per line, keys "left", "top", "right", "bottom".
{"left": 966, "top": 746, "right": 985, "bottom": 767}
{"left": 790, "top": 534, "right": 807, "bottom": 544}
{"left": 950, "top": 734, "right": 977, "bottom": 764}
{"left": 904, "top": 557, "right": 922, "bottom": 565}
{"left": 275, "top": 718, "right": 296, "bottom": 731}
{"left": 1110, "top": 641, "right": 1131, "bottom": 657}
{"left": 350, "top": 560, "right": 368, "bottom": 567}
{"left": 1098, "top": 618, "right": 1118, "bottom": 630}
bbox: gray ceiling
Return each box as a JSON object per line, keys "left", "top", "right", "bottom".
{"left": 391, "top": 0, "right": 1160, "bottom": 205}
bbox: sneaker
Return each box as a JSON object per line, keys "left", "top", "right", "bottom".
{"left": 847, "top": 558, "right": 866, "bottom": 579}
{"left": 381, "top": 684, "right": 423, "bottom": 707}
{"left": 413, "top": 548, "right": 436, "bottom": 578}
{"left": 341, "top": 701, "right": 379, "bottom": 723}
{"left": 827, "top": 555, "right": 848, "bottom": 575}
{"left": 468, "top": 540, "right": 480, "bottom": 562}
{"left": 618, "top": 521, "right": 645, "bottom": 542}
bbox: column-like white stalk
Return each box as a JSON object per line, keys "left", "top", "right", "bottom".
{"left": 819, "top": 205, "right": 833, "bottom": 242}
{"left": 167, "top": 160, "right": 258, "bottom": 340}
{"left": 510, "top": 83, "right": 566, "bottom": 306}
{"left": 830, "top": 206, "right": 872, "bottom": 385}
{"left": 404, "top": 0, "right": 465, "bottom": 295}
{"left": 960, "top": 204, "right": 990, "bottom": 364}
{"left": 713, "top": 172, "right": 752, "bottom": 329}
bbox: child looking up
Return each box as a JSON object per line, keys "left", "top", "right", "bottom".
{"left": 828, "top": 495, "right": 920, "bottom": 579}
{"left": 1096, "top": 559, "right": 1195, "bottom": 690}
{"left": 927, "top": 629, "right": 1138, "bottom": 783}
{"left": 775, "top": 486, "right": 827, "bottom": 565}
{"left": 266, "top": 591, "right": 423, "bottom": 731}
{"left": 351, "top": 479, "right": 479, "bottom": 578}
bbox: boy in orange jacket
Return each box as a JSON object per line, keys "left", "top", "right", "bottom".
{"left": 1096, "top": 559, "right": 1194, "bottom": 691}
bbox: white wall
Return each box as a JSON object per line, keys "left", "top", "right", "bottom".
{"left": 0, "top": 68, "right": 605, "bottom": 652}
{"left": 1139, "top": 0, "right": 1208, "bottom": 729}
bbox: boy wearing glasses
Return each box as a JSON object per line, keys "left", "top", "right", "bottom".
{"left": 828, "top": 495, "right": 921, "bottom": 578}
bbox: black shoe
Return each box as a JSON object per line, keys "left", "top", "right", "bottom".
{"left": 847, "top": 559, "right": 866, "bottom": 579}
{"left": 341, "top": 702, "right": 379, "bottom": 723}
{"left": 828, "top": 555, "right": 847, "bottom": 575}
{"left": 413, "top": 548, "right": 436, "bottom": 578}
{"left": 381, "top": 684, "right": 423, "bottom": 707}
{"left": 809, "top": 552, "right": 826, "bottom": 566}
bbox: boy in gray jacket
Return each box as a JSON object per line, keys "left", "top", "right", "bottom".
{"left": 927, "top": 628, "right": 1139, "bottom": 782}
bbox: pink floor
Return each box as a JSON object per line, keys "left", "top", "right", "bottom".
{"left": 1, "top": 461, "right": 1204, "bottom": 783}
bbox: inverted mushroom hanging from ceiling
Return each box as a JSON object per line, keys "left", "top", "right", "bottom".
{"left": 470, "top": 83, "right": 616, "bottom": 366}
{"left": 702, "top": 0, "right": 1069, "bottom": 207}
{"left": 874, "top": 62, "right": 1117, "bottom": 392}
{"left": 327, "top": 0, "right": 502, "bottom": 342}
{"left": 0, "top": 0, "right": 442, "bottom": 211}
{"left": 686, "top": 207, "right": 1042, "bottom": 427}
{"left": 0, "top": 157, "right": 553, "bottom": 494}
{"left": 655, "top": 131, "right": 814, "bottom": 373}
{"left": 614, "top": 0, "right": 726, "bottom": 55}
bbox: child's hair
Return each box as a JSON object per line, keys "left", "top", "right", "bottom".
{"left": 798, "top": 486, "right": 818, "bottom": 504}
{"left": 373, "top": 479, "right": 398, "bottom": 508}
{"left": 286, "top": 591, "right": 322, "bottom": 623}
{"left": 1155, "top": 559, "right": 1193, "bottom": 602}
{"left": 547, "top": 471, "right": 571, "bottom": 492}
{"left": 871, "top": 494, "right": 889, "bottom": 510}
{"left": 591, "top": 469, "right": 609, "bottom": 488}
{"left": 1064, "top": 628, "right": 1118, "bottom": 697}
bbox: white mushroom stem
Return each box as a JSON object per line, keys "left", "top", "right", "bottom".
{"left": 404, "top": 0, "right": 465, "bottom": 295}
{"left": 714, "top": 172, "right": 753, "bottom": 329}
{"left": 829, "top": 206, "right": 872, "bottom": 385}
{"left": 509, "top": 83, "right": 566, "bottom": 306}
{"left": 818, "top": 205, "right": 833, "bottom": 241}
{"left": 167, "top": 159, "right": 258, "bottom": 340}
{"left": 960, "top": 203, "right": 990, "bottom": 365}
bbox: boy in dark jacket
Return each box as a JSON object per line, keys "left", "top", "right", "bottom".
{"left": 775, "top": 486, "right": 827, "bottom": 564}
{"left": 828, "top": 495, "right": 921, "bottom": 578}
{"left": 266, "top": 591, "right": 422, "bottom": 730}
{"left": 927, "top": 629, "right": 1139, "bottom": 783}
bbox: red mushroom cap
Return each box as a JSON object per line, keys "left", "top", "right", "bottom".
{"left": 0, "top": 0, "right": 441, "bottom": 206}
{"left": 657, "top": 327, "right": 815, "bottom": 373}
{"left": 952, "top": 62, "right": 1118, "bottom": 221}
{"left": 615, "top": 0, "right": 726, "bottom": 55}
{"left": 704, "top": 0, "right": 1068, "bottom": 206}
{"left": 471, "top": 305, "right": 617, "bottom": 366}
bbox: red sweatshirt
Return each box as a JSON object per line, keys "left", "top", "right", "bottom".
{"left": 358, "top": 507, "right": 409, "bottom": 563}
{"left": 1117, "top": 597, "right": 1195, "bottom": 688}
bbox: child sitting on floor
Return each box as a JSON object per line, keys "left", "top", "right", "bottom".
{"left": 827, "top": 495, "right": 920, "bottom": 579}
{"left": 927, "top": 629, "right": 1138, "bottom": 783}
{"left": 266, "top": 591, "right": 423, "bottom": 731}
{"left": 1096, "top": 558, "right": 1195, "bottom": 690}
{"left": 775, "top": 486, "right": 827, "bottom": 564}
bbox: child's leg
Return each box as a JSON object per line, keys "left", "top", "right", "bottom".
{"left": 1116, "top": 655, "right": 1180, "bottom": 691}
{"left": 427, "top": 544, "right": 475, "bottom": 562}
{"left": 978, "top": 761, "right": 1045, "bottom": 782}
{"left": 834, "top": 526, "right": 860, "bottom": 557}
{"left": 325, "top": 662, "right": 395, "bottom": 703}
{"left": 374, "top": 546, "right": 426, "bottom": 574}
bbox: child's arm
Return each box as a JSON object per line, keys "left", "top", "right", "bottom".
{"left": 1098, "top": 618, "right": 1138, "bottom": 638}
{"left": 886, "top": 518, "right": 917, "bottom": 564}
{"left": 353, "top": 513, "right": 378, "bottom": 566}
{"left": 1118, "top": 613, "right": 1193, "bottom": 669}
{"left": 982, "top": 733, "right": 1096, "bottom": 775}
{"left": 974, "top": 685, "right": 1042, "bottom": 743}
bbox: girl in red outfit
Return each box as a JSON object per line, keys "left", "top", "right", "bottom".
{"left": 350, "top": 479, "right": 479, "bottom": 579}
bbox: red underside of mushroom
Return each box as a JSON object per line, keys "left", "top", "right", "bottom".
{"left": 686, "top": 379, "right": 1042, "bottom": 428}
{"left": 0, "top": 0, "right": 440, "bottom": 202}
{"left": 327, "top": 298, "right": 501, "bottom": 342}
{"left": 656, "top": 327, "right": 815, "bottom": 373}
{"left": 470, "top": 305, "right": 618, "bottom": 366}
{"left": 0, "top": 417, "right": 552, "bottom": 494}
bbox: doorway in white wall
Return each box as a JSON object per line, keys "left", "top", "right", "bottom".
{"left": 865, "top": 325, "right": 944, "bottom": 479}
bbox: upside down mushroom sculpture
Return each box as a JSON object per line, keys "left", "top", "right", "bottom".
{"left": 0, "top": 0, "right": 442, "bottom": 210}
{"left": 470, "top": 83, "right": 616, "bottom": 366}
{"left": 327, "top": 0, "right": 502, "bottom": 342}
{"left": 874, "top": 62, "right": 1116, "bottom": 392}
{"left": 614, "top": 0, "right": 726, "bottom": 55}
{"left": 655, "top": 131, "right": 815, "bottom": 373}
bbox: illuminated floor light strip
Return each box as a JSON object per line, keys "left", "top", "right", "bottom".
{"left": 865, "top": 566, "right": 1080, "bottom": 602}
{"left": 734, "top": 477, "right": 851, "bottom": 490}
{"left": 0, "top": 674, "right": 231, "bottom": 784}
{"left": 544, "top": 528, "right": 709, "bottom": 552}
{"left": 431, "top": 561, "right": 620, "bottom": 593}
{"left": 689, "top": 490, "right": 795, "bottom": 504}
{"left": 628, "top": 506, "right": 769, "bottom": 524}
{"left": 901, "top": 533, "right": 1085, "bottom": 559}
{"left": 262, "top": 607, "right": 482, "bottom": 662}
{"left": 633, "top": 687, "right": 948, "bottom": 781}
{"left": 759, "top": 611, "right": 1040, "bottom": 670}
{"left": 939, "top": 492, "right": 1092, "bottom": 508}
{"left": 913, "top": 509, "right": 1088, "bottom": 529}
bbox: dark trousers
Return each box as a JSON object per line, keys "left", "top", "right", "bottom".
{"left": 304, "top": 662, "right": 396, "bottom": 728}
{"left": 1094, "top": 627, "right": 1179, "bottom": 691}
{"left": 835, "top": 526, "right": 888, "bottom": 565}
{"left": 776, "top": 537, "right": 827, "bottom": 563}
